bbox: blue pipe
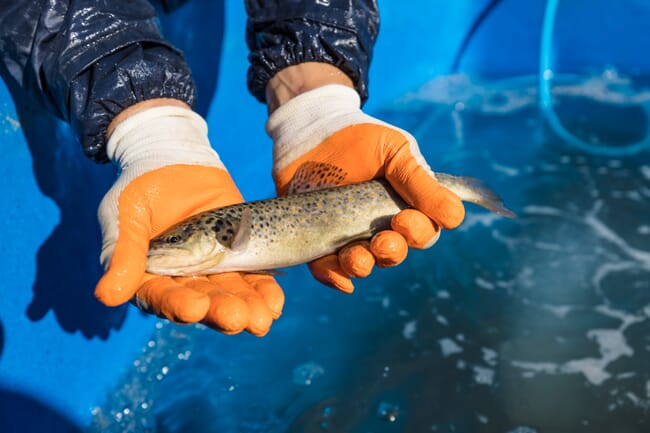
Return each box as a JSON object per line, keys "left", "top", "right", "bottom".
{"left": 539, "top": 0, "right": 650, "bottom": 156}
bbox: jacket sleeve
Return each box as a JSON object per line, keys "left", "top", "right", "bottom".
{"left": 0, "top": 1, "right": 196, "bottom": 162}
{"left": 245, "top": 0, "right": 379, "bottom": 105}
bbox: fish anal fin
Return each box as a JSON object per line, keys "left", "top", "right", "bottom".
{"left": 287, "top": 161, "right": 348, "bottom": 194}
{"left": 231, "top": 207, "right": 252, "bottom": 253}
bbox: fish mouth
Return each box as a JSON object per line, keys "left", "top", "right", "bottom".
{"left": 146, "top": 245, "right": 225, "bottom": 276}
{"left": 146, "top": 249, "right": 176, "bottom": 258}
{"left": 146, "top": 246, "right": 193, "bottom": 259}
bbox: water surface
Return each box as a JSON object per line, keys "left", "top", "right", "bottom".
{"left": 89, "top": 72, "right": 650, "bottom": 433}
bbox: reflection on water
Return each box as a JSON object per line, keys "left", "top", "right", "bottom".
{"left": 89, "top": 73, "right": 650, "bottom": 433}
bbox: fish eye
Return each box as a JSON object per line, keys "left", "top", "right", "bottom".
{"left": 168, "top": 236, "right": 181, "bottom": 244}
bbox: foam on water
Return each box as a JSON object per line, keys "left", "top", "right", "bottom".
{"left": 407, "top": 69, "right": 650, "bottom": 114}
{"left": 439, "top": 338, "right": 463, "bottom": 357}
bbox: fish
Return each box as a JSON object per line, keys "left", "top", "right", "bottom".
{"left": 146, "top": 162, "right": 515, "bottom": 276}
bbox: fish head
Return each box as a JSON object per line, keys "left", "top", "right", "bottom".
{"left": 146, "top": 222, "right": 227, "bottom": 276}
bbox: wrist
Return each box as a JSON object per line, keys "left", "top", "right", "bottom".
{"left": 107, "top": 105, "right": 224, "bottom": 173}
{"left": 267, "top": 84, "right": 375, "bottom": 175}
{"left": 106, "top": 98, "right": 190, "bottom": 139}
{"left": 265, "top": 62, "right": 354, "bottom": 114}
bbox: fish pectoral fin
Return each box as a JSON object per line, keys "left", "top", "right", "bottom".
{"left": 287, "top": 161, "right": 348, "bottom": 194}
{"left": 230, "top": 207, "right": 252, "bottom": 253}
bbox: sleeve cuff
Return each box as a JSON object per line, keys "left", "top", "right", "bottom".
{"left": 245, "top": 1, "right": 379, "bottom": 105}
{"left": 69, "top": 43, "right": 196, "bottom": 163}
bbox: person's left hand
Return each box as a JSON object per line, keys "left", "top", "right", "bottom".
{"left": 265, "top": 68, "right": 466, "bottom": 293}
{"left": 94, "top": 100, "right": 284, "bottom": 336}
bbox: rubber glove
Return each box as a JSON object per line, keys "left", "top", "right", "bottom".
{"left": 94, "top": 100, "right": 283, "bottom": 336}
{"left": 267, "top": 84, "right": 466, "bottom": 293}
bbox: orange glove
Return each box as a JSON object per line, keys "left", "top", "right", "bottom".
{"left": 94, "top": 103, "right": 283, "bottom": 336}
{"left": 267, "top": 84, "right": 466, "bottom": 293}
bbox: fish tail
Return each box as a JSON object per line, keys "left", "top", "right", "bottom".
{"left": 436, "top": 173, "right": 517, "bottom": 218}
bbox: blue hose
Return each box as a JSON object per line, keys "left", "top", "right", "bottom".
{"left": 451, "top": 0, "right": 504, "bottom": 73}
{"left": 539, "top": 0, "right": 650, "bottom": 156}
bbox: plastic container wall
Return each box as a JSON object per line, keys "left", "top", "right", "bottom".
{"left": 3, "top": 0, "right": 649, "bottom": 431}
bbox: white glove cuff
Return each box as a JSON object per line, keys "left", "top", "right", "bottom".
{"left": 267, "top": 85, "right": 380, "bottom": 173}
{"left": 266, "top": 84, "right": 435, "bottom": 185}
{"left": 107, "top": 105, "right": 225, "bottom": 177}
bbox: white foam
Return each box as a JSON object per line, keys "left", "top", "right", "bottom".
{"left": 491, "top": 162, "right": 520, "bottom": 177}
{"left": 583, "top": 206, "right": 650, "bottom": 266}
{"left": 637, "top": 225, "right": 650, "bottom": 235}
{"left": 511, "top": 304, "right": 644, "bottom": 386}
{"left": 475, "top": 277, "right": 495, "bottom": 290}
{"left": 540, "top": 304, "right": 574, "bottom": 318}
{"left": 292, "top": 362, "right": 325, "bottom": 386}
{"left": 473, "top": 366, "right": 495, "bottom": 386}
{"left": 402, "top": 320, "right": 417, "bottom": 340}
{"left": 439, "top": 338, "right": 463, "bottom": 357}
{"left": 435, "top": 314, "right": 449, "bottom": 326}
{"left": 641, "top": 165, "right": 650, "bottom": 180}
{"left": 406, "top": 70, "right": 650, "bottom": 119}
{"left": 458, "top": 212, "right": 501, "bottom": 232}
{"left": 482, "top": 348, "right": 499, "bottom": 366}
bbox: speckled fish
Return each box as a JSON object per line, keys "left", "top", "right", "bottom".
{"left": 146, "top": 162, "right": 515, "bottom": 276}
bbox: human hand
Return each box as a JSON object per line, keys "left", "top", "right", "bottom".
{"left": 94, "top": 100, "right": 283, "bottom": 336}
{"left": 266, "top": 71, "right": 465, "bottom": 293}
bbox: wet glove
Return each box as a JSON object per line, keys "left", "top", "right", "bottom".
{"left": 267, "top": 84, "right": 466, "bottom": 293}
{"left": 94, "top": 102, "right": 284, "bottom": 336}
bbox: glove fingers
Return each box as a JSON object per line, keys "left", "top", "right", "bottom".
{"left": 180, "top": 278, "right": 251, "bottom": 334}
{"left": 207, "top": 272, "right": 274, "bottom": 337}
{"left": 391, "top": 209, "right": 441, "bottom": 249}
{"left": 242, "top": 274, "right": 285, "bottom": 320}
{"left": 338, "top": 241, "right": 375, "bottom": 278}
{"left": 308, "top": 255, "right": 355, "bottom": 294}
{"left": 96, "top": 166, "right": 243, "bottom": 308}
{"left": 387, "top": 149, "right": 465, "bottom": 230}
{"left": 369, "top": 231, "right": 409, "bottom": 268}
{"left": 136, "top": 276, "right": 210, "bottom": 323}
{"left": 95, "top": 224, "right": 150, "bottom": 307}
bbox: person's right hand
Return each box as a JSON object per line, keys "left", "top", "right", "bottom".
{"left": 94, "top": 100, "right": 284, "bottom": 336}
{"left": 265, "top": 65, "right": 466, "bottom": 293}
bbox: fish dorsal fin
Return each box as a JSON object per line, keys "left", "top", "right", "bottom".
{"left": 287, "top": 162, "right": 348, "bottom": 194}
{"left": 230, "top": 207, "right": 252, "bottom": 253}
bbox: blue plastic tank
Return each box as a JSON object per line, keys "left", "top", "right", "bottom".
{"left": 2, "top": 1, "right": 650, "bottom": 432}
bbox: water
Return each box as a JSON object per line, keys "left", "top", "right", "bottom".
{"left": 88, "top": 72, "right": 650, "bottom": 433}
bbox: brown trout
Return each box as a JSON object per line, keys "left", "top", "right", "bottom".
{"left": 146, "top": 163, "right": 515, "bottom": 276}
